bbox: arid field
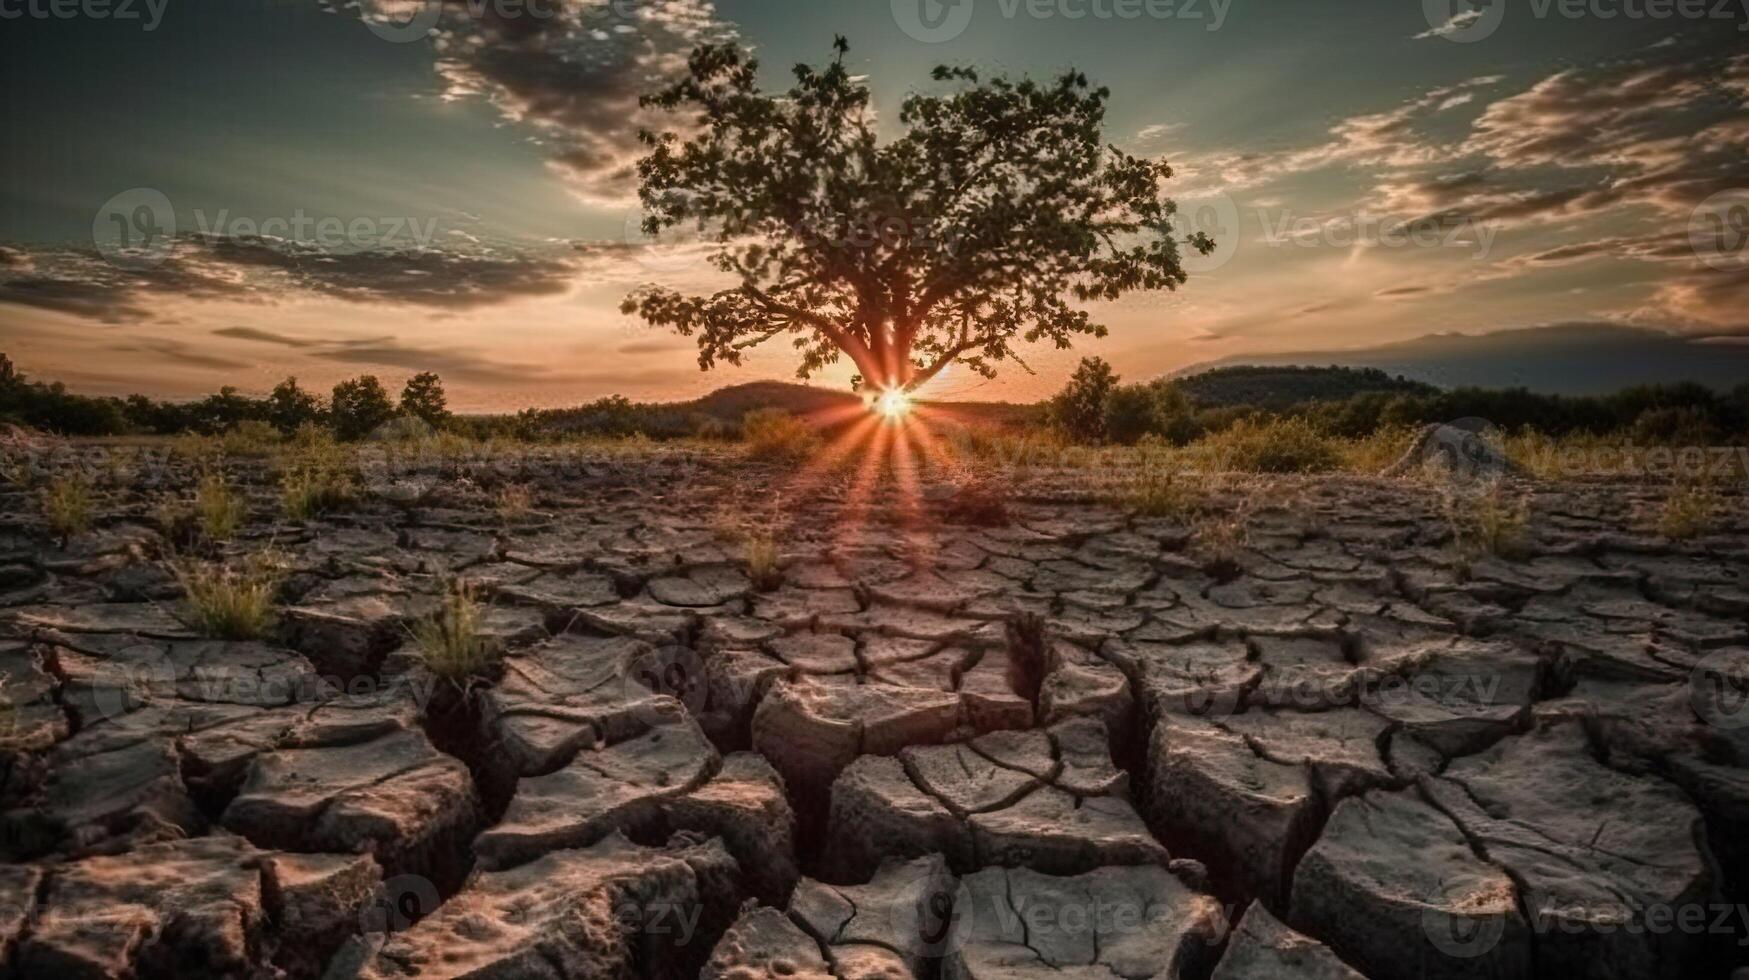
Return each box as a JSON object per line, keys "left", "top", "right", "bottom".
{"left": 0, "top": 432, "right": 1745, "bottom": 979}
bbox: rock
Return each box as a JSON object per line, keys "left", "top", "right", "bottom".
{"left": 1382, "top": 422, "right": 1524, "bottom": 481}
{"left": 1142, "top": 718, "right": 1319, "bottom": 908}
{"left": 703, "top": 906, "right": 835, "bottom": 980}
{"left": 1425, "top": 722, "right": 1717, "bottom": 979}
{"left": 223, "top": 721, "right": 478, "bottom": 885}
{"left": 829, "top": 720, "right": 1165, "bottom": 881}
{"left": 19, "top": 835, "right": 381, "bottom": 979}
{"left": 1361, "top": 638, "right": 1544, "bottom": 757}
{"left": 662, "top": 752, "right": 800, "bottom": 907}
{"left": 790, "top": 854, "right": 959, "bottom": 979}
{"left": 1211, "top": 903, "right": 1369, "bottom": 980}
{"left": 945, "top": 863, "right": 1227, "bottom": 980}
{"left": 332, "top": 833, "right": 743, "bottom": 980}
{"left": 1289, "top": 790, "right": 1530, "bottom": 980}
{"left": 480, "top": 632, "right": 674, "bottom": 776}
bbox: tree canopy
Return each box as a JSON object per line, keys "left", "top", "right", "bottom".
{"left": 622, "top": 37, "right": 1211, "bottom": 394}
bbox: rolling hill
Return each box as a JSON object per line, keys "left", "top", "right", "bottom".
{"left": 1174, "top": 323, "right": 1749, "bottom": 395}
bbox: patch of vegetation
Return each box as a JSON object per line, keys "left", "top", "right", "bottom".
{"left": 280, "top": 448, "right": 356, "bottom": 521}
{"left": 1656, "top": 480, "right": 1721, "bottom": 540}
{"left": 1444, "top": 489, "right": 1531, "bottom": 563}
{"left": 411, "top": 584, "right": 498, "bottom": 683}
{"left": 743, "top": 532, "right": 784, "bottom": 592}
{"left": 1191, "top": 499, "right": 1252, "bottom": 580}
{"left": 1195, "top": 417, "right": 1342, "bottom": 474}
{"left": 742, "top": 409, "right": 820, "bottom": 462}
{"left": 1111, "top": 465, "right": 1205, "bottom": 520}
{"left": 40, "top": 473, "right": 95, "bottom": 543}
{"left": 1176, "top": 365, "right": 1438, "bottom": 411}
{"left": 194, "top": 471, "right": 247, "bottom": 542}
{"left": 173, "top": 552, "right": 282, "bottom": 640}
{"left": 942, "top": 478, "right": 1012, "bottom": 527}
{"left": 495, "top": 484, "right": 536, "bottom": 520}
{"left": 1048, "top": 358, "right": 1119, "bottom": 442}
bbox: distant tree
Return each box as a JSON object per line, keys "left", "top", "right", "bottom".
{"left": 189, "top": 386, "right": 266, "bottom": 434}
{"left": 1102, "top": 385, "right": 1162, "bottom": 446}
{"left": 1048, "top": 357, "right": 1118, "bottom": 442}
{"left": 623, "top": 38, "right": 1211, "bottom": 395}
{"left": 399, "top": 372, "right": 451, "bottom": 429}
{"left": 0, "top": 353, "right": 17, "bottom": 388}
{"left": 330, "top": 376, "right": 397, "bottom": 441}
{"left": 267, "top": 377, "right": 326, "bottom": 435}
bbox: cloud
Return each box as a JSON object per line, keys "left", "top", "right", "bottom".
{"left": 616, "top": 336, "right": 692, "bottom": 355}
{"left": 213, "top": 326, "right": 320, "bottom": 347}
{"left": 0, "top": 236, "right": 582, "bottom": 322}
{"left": 1412, "top": 7, "right": 1485, "bottom": 40}
{"left": 309, "top": 335, "right": 582, "bottom": 385}
{"left": 109, "top": 339, "right": 255, "bottom": 371}
{"left": 364, "top": 0, "right": 738, "bottom": 204}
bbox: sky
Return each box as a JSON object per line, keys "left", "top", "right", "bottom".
{"left": 1, "top": 0, "right": 1746, "bottom": 410}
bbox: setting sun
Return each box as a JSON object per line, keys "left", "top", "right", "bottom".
{"left": 873, "top": 389, "right": 913, "bottom": 420}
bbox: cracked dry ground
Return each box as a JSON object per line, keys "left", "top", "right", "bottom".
{"left": 2, "top": 447, "right": 1747, "bottom": 979}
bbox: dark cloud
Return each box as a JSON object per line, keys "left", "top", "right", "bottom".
{"left": 0, "top": 236, "right": 580, "bottom": 322}
{"left": 308, "top": 336, "right": 582, "bottom": 386}
{"left": 110, "top": 339, "right": 255, "bottom": 371}
{"left": 378, "top": 0, "right": 736, "bottom": 203}
{"left": 616, "top": 336, "right": 692, "bottom": 355}
{"left": 213, "top": 326, "right": 320, "bottom": 347}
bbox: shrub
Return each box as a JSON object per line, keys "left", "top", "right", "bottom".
{"left": 40, "top": 473, "right": 95, "bottom": 543}
{"left": 1629, "top": 406, "right": 1721, "bottom": 446}
{"left": 1102, "top": 385, "right": 1163, "bottom": 446}
{"left": 267, "top": 377, "right": 326, "bottom": 434}
{"left": 411, "top": 584, "right": 498, "bottom": 682}
{"left": 194, "top": 471, "right": 247, "bottom": 542}
{"left": 742, "top": 409, "right": 819, "bottom": 461}
{"left": 174, "top": 553, "right": 281, "bottom": 640}
{"left": 1191, "top": 499, "right": 1252, "bottom": 579}
{"left": 1047, "top": 357, "right": 1118, "bottom": 442}
{"left": 1196, "top": 417, "right": 1341, "bottom": 474}
{"left": 218, "top": 420, "right": 282, "bottom": 456}
{"left": 942, "top": 478, "right": 1012, "bottom": 526}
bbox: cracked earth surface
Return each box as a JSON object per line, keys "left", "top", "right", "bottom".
{"left": 1, "top": 445, "right": 1747, "bottom": 978}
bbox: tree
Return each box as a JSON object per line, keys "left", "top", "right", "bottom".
{"left": 267, "top": 377, "right": 325, "bottom": 434}
{"left": 330, "top": 376, "right": 397, "bottom": 441}
{"left": 1048, "top": 357, "right": 1118, "bottom": 442}
{"left": 1102, "top": 384, "right": 1163, "bottom": 446}
{"left": 622, "top": 38, "right": 1212, "bottom": 395}
{"left": 0, "top": 353, "right": 17, "bottom": 389}
{"left": 400, "top": 372, "right": 450, "bottom": 429}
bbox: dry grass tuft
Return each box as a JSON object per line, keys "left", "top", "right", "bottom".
{"left": 1191, "top": 496, "right": 1252, "bottom": 579}
{"left": 281, "top": 447, "right": 356, "bottom": 521}
{"left": 494, "top": 484, "right": 536, "bottom": 520}
{"left": 1111, "top": 465, "right": 1206, "bottom": 521}
{"left": 1656, "top": 481, "right": 1721, "bottom": 541}
{"left": 40, "top": 473, "right": 96, "bottom": 543}
{"left": 1445, "top": 488, "right": 1532, "bottom": 563}
{"left": 411, "top": 583, "right": 499, "bottom": 682}
{"left": 743, "top": 531, "right": 784, "bottom": 592}
{"left": 173, "top": 552, "right": 282, "bottom": 640}
{"left": 194, "top": 471, "right": 247, "bottom": 542}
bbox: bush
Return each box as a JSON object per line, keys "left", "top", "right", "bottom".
{"left": 1629, "top": 406, "right": 1720, "bottom": 446}
{"left": 742, "top": 409, "right": 819, "bottom": 461}
{"left": 267, "top": 377, "right": 325, "bottom": 434}
{"left": 744, "top": 532, "right": 783, "bottom": 591}
{"left": 1102, "top": 385, "right": 1162, "bottom": 446}
{"left": 1048, "top": 357, "right": 1118, "bottom": 442}
{"left": 281, "top": 448, "right": 356, "bottom": 520}
{"left": 218, "top": 420, "right": 282, "bottom": 456}
{"left": 1196, "top": 417, "right": 1341, "bottom": 473}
